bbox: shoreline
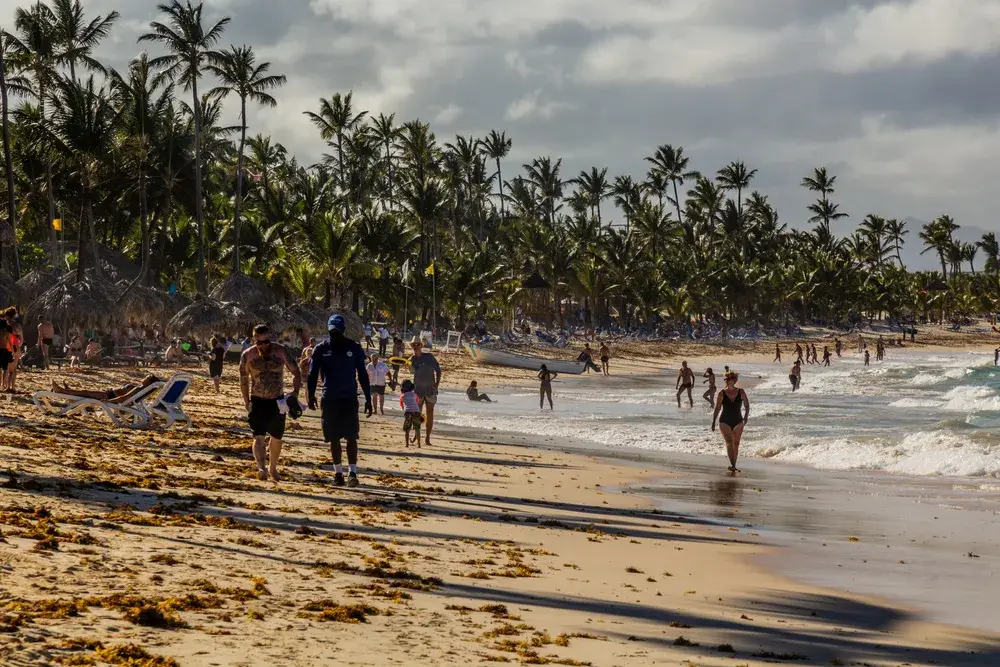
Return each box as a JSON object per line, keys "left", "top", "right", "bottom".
{"left": 2, "top": 347, "right": 1000, "bottom": 665}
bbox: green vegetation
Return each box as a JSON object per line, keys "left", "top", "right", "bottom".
{"left": 0, "top": 0, "right": 994, "bottom": 329}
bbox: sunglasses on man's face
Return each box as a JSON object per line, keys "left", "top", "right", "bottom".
{"left": 255, "top": 339, "right": 271, "bottom": 347}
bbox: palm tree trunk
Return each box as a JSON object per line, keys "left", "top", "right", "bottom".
{"left": 385, "top": 139, "right": 393, "bottom": 211}
{"left": 0, "top": 45, "right": 18, "bottom": 279}
{"left": 139, "top": 159, "right": 149, "bottom": 283}
{"left": 672, "top": 179, "right": 683, "bottom": 226}
{"left": 76, "top": 184, "right": 91, "bottom": 282}
{"left": 191, "top": 78, "right": 206, "bottom": 292}
{"left": 495, "top": 158, "right": 504, "bottom": 224}
{"left": 233, "top": 97, "right": 248, "bottom": 273}
{"left": 338, "top": 130, "right": 347, "bottom": 221}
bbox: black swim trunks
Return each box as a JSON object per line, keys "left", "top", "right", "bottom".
{"left": 42, "top": 337, "right": 54, "bottom": 346}
{"left": 249, "top": 396, "right": 286, "bottom": 439}
{"left": 321, "top": 397, "right": 360, "bottom": 441}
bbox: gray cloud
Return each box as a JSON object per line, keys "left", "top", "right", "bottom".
{"left": 2, "top": 0, "right": 999, "bottom": 242}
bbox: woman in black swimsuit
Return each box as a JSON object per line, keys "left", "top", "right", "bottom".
{"left": 711, "top": 371, "right": 750, "bottom": 473}
{"left": 538, "top": 364, "right": 558, "bottom": 410}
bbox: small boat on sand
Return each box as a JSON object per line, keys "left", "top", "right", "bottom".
{"left": 464, "top": 343, "right": 587, "bottom": 374}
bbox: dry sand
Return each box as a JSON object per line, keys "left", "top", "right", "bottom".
{"left": 1, "top": 340, "right": 999, "bottom": 666}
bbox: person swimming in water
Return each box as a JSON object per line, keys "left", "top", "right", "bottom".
{"left": 711, "top": 370, "right": 750, "bottom": 473}
{"left": 702, "top": 367, "right": 716, "bottom": 407}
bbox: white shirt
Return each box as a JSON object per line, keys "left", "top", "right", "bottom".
{"left": 366, "top": 360, "right": 389, "bottom": 386}
{"left": 378, "top": 327, "right": 389, "bottom": 340}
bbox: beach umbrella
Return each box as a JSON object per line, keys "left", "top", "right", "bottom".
{"left": 0, "top": 272, "right": 22, "bottom": 309}
{"left": 25, "top": 272, "right": 122, "bottom": 329}
{"left": 209, "top": 273, "right": 276, "bottom": 307}
{"left": 16, "top": 266, "right": 62, "bottom": 301}
{"left": 115, "top": 281, "right": 175, "bottom": 324}
{"left": 285, "top": 301, "right": 330, "bottom": 334}
{"left": 167, "top": 297, "right": 232, "bottom": 339}
{"left": 0, "top": 221, "right": 14, "bottom": 245}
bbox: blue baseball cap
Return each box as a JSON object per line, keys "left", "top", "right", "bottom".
{"left": 328, "top": 313, "right": 346, "bottom": 332}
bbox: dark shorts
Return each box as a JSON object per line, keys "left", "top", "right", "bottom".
{"left": 42, "top": 338, "right": 53, "bottom": 346}
{"left": 403, "top": 412, "right": 424, "bottom": 431}
{"left": 601, "top": 356, "right": 609, "bottom": 363}
{"left": 322, "top": 397, "right": 360, "bottom": 441}
{"left": 0, "top": 349, "right": 12, "bottom": 367}
{"left": 209, "top": 361, "right": 223, "bottom": 378}
{"left": 249, "top": 397, "right": 286, "bottom": 439}
{"left": 372, "top": 385, "right": 385, "bottom": 395}
{"left": 680, "top": 383, "right": 693, "bottom": 390}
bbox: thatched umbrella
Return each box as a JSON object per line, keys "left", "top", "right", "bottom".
{"left": 116, "top": 282, "right": 175, "bottom": 325}
{"left": 16, "top": 266, "right": 61, "bottom": 301}
{"left": 285, "top": 302, "right": 329, "bottom": 334}
{"left": 25, "top": 273, "right": 121, "bottom": 330}
{"left": 329, "top": 306, "right": 364, "bottom": 341}
{"left": 210, "top": 273, "right": 275, "bottom": 307}
{"left": 167, "top": 297, "right": 232, "bottom": 339}
{"left": 0, "top": 272, "right": 22, "bottom": 309}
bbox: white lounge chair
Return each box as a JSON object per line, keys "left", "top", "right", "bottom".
{"left": 32, "top": 381, "right": 164, "bottom": 429}
{"left": 137, "top": 374, "right": 193, "bottom": 428}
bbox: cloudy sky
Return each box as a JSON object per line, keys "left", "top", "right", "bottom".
{"left": 4, "top": 0, "right": 1000, "bottom": 252}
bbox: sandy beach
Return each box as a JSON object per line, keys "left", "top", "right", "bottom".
{"left": 1, "top": 336, "right": 1000, "bottom": 666}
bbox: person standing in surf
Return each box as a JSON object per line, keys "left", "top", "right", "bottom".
{"left": 773, "top": 344, "right": 781, "bottom": 363}
{"left": 712, "top": 370, "right": 750, "bottom": 473}
{"left": 702, "top": 367, "right": 716, "bottom": 407}
{"left": 538, "top": 364, "right": 558, "bottom": 410}
{"left": 790, "top": 359, "right": 801, "bottom": 391}
{"left": 994, "top": 348, "right": 998, "bottom": 366}
{"left": 676, "top": 360, "right": 695, "bottom": 408}
{"left": 599, "top": 341, "right": 611, "bottom": 376}
{"left": 864, "top": 347, "right": 870, "bottom": 366}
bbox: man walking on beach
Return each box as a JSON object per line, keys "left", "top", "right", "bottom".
{"left": 676, "top": 361, "right": 695, "bottom": 408}
{"left": 38, "top": 317, "right": 54, "bottom": 369}
{"left": 795, "top": 343, "right": 803, "bottom": 364}
{"left": 367, "top": 352, "right": 389, "bottom": 415}
{"left": 773, "top": 344, "right": 781, "bottom": 363}
{"left": 411, "top": 337, "right": 442, "bottom": 446}
{"left": 823, "top": 346, "right": 831, "bottom": 367}
{"left": 835, "top": 337, "right": 842, "bottom": 358}
{"left": 308, "top": 314, "right": 372, "bottom": 488}
{"left": 378, "top": 324, "right": 390, "bottom": 356}
{"left": 240, "top": 324, "right": 302, "bottom": 482}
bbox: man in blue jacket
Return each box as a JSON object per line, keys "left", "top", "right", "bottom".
{"left": 308, "top": 314, "right": 372, "bottom": 487}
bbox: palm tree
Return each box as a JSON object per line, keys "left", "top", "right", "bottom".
{"left": 479, "top": 129, "right": 512, "bottom": 223}
{"left": 523, "top": 156, "right": 563, "bottom": 227}
{"left": 886, "top": 218, "right": 908, "bottom": 267}
{"left": 304, "top": 91, "right": 367, "bottom": 221}
{"left": 110, "top": 52, "right": 172, "bottom": 283}
{"left": 44, "top": 75, "right": 120, "bottom": 281}
{"left": 370, "top": 112, "right": 401, "bottom": 211}
{"left": 801, "top": 167, "right": 836, "bottom": 200}
{"left": 140, "top": 0, "right": 231, "bottom": 292}
{"left": 716, "top": 160, "right": 757, "bottom": 215}
{"left": 207, "top": 44, "right": 285, "bottom": 273}
{"left": 978, "top": 232, "right": 999, "bottom": 274}
{"left": 645, "top": 144, "right": 698, "bottom": 226}
{"left": 570, "top": 166, "right": 611, "bottom": 225}
{"left": 0, "top": 33, "right": 31, "bottom": 278}
{"left": 919, "top": 219, "right": 951, "bottom": 278}
{"left": 51, "top": 0, "right": 118, "bottom": 82}
{"left": 6, "top": 1, "right": 59, "bottom": 263}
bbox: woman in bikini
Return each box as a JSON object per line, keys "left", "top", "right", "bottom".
{"left": 711, "top": 371, "right": 750, "bottom": 473}
{"left": 51, "top": 374, "right": 162, "bottom": 404}
{"left": 538, "top": 364, "right": 558, "bottom": 410}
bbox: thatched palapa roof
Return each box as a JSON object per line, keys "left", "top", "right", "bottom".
{"left": 167, "top": 297, "right": 231, "bottom": 339}
{"left": 116, "top": 281, "right": 178, "bottom": 324}
{"left": 0, "top": 272, "right": 22, "bottom": 309}
{"left": 25, "top": 273, "right": 121, "bottom": 329}
{"left": 17, "top": 266, "right": 62, "bottom": 301}
{"left": 210, "top": 273, "right": 275, "bottom": 307}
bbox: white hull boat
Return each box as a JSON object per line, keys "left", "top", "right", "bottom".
{"left": 464, "top": 343, "right": 587, "bottom": 375}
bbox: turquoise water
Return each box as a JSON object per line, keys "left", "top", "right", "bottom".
{"left": 434, "top": 350, "right": 1000, "bottom": 479}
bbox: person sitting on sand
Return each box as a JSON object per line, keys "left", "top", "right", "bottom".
{"left": 399, "top": 379, "right": 423, "bottom": 447}
{"left": 164, "top": 340, "right": 183, "bottom": 364}
{"left": 51, "top": 374, "right": 161, "bottom": 404}
{"left": 789, "top": 360, "right": 801, "bottom": 391}
{"left": 676, "top": 360, "right": 695, "bottom": 408}
{"left": 538, "top": 364, "right": 558, "bottom": 410}
{"left": 467, "top": 380, "right": 492, "bottom": 403}
{"left": 703, "top": 367, "right": 716, "bottom": 407}
{"left": 711, "top": 370, "right": 750, "bottom": 473}
{"left": 84, "top": 339, "right": 101, "bottom": 364}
